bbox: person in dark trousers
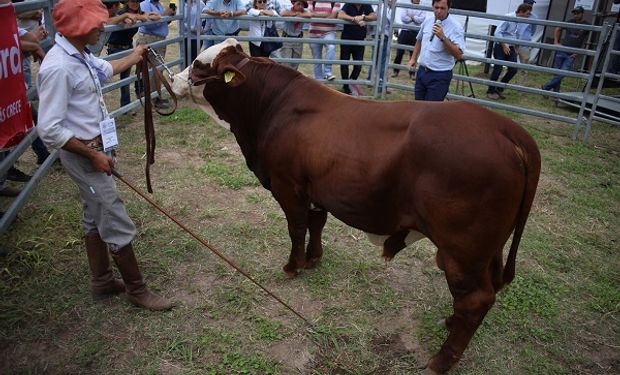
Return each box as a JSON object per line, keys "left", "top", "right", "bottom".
{"left": 338, "top": 2, "right": 376, "bottom": 95}
{"left": 406, "top": 0, "right": 465, "bottom": 101}
{"left": 392, "top": 0, "right": 425, "bottom": 79}
{"left": 541, "top": 6, "right": 590, "bottom": 94}
{"left": 486, "top": 3, "right": 532, "bottom": 100}
{"left": 107, "top": 0, "right": 160, "bottom": 108}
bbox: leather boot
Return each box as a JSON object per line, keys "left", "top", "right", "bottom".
{"left": 112, "top": 243, "right": 173, "bottom": 311}
{"left": 85, "top": 232, "right": 125, "bottom": 299}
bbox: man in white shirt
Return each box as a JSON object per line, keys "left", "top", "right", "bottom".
{"left": 406, "top": 0, "right": 465, "bottom": 101}
{"left": 37, "top": 0, "right": 173, "bottom": 311}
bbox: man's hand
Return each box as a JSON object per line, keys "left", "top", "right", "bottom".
{"left": 131, "top": 45, "right": 148, "bottom": 64}
{"left": 33, "top": 25, "right": 48, "bottom": 41}
{"left": 406, "top": 58, "right": 417, "bottom": 71}
{"left": 89, "top": 152, "right": 114, "bottom": 175}
{"left": 432, "top": 23, "right": 445, "bottom": 41}
{"left": 502, "top": 43, "right": 510, "bottom": 55}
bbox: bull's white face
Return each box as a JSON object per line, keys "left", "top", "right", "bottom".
{"left": 171, "top": 38, "right": 240, "bottom": 130}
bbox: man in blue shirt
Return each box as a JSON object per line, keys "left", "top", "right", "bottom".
{"left": 203, "top": 0, "right": 247, "bottom": 49}
{"left": 486, "top": 3, "right": 532, "bottom": 100}
{"left": 516, "top": 0, "right": 538, "bottom": 82}
{"left": 135, "top": 0, "right": 176, "bottom": 108}
{"left": 406, "top": 0, "right": 465, "bottom": 101}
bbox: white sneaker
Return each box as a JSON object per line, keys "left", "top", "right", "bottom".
{"left": 324, "top": 74, "right": 336, "bottom": 81}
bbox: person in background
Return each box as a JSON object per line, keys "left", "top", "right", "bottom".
{"left": 11, "top": 1, "right": 51, "bottom": 171}
{"left": 516, "top": 0, "right": 538, "bottom": 83}
{"left": 367, "top": 0, "right": 392, "bottom": 92}
{"left": 338, "top": 2, "right": 377, "bottom": 96}
{"left": 280, "top": 0, "right": 312, "bottom": 70}
{"left": 203, "top": 0, "right": 246, "bottom": 49}
{"left": 486, "top": 3, "right": 532, "bottom": 100}
{"left": 135, "top": 0, "right": 176, "bottom": 109}
{"left": 406, "top": 0, "right": 465, "bottom": 101}
{"left": 308, "top": 1, "right": 340, "bottom": 81}
{"left": 37, "top": 0, "right": 174, "bottom": 311}
{"left": 0, "top": 26, "right": 46, "bottom": 198}
{"left": 184, "top": 0, "right": 207, "bottom": 64}
{"left": 247, "top": 0, "right": 279, "bottom": 57}
{"left": 541, "top": 6, "right": 590, "bottom": 95}
{"left": 392, "top": 0, "right": 425, "bottom": 79}
{"left": 88, "top": 1, "right": 142, "bottom": 56}
{"left": 107, "top": 0, "right": 161, "bottom": 108}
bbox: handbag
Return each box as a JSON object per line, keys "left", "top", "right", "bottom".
{"left": 261, "top": 22, "right": 283, "bottom": 55}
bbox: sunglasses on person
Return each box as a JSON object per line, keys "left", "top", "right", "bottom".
{"left": 256, "top": 0, "right": 266, "bottom": 3}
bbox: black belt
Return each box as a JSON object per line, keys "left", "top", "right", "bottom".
{"left": 107, "top": 43, "right": 132, "bottom": 50}
{"left": 283, "top": 32, "right": 303, "bottom": 38}
{"left": 419, "top": 65, "right": 450, "bottom": 73}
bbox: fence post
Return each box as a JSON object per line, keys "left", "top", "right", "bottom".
{"left": 571, "top": 22, "right": 611, "bottom": 142}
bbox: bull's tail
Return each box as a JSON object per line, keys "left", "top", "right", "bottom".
{"left": 502, "top": 141, "right": 541, "bottom": 287}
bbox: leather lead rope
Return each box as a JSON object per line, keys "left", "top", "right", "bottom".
{"left": 112, "top": 169, "right": 313, "bottom": 327}
{"left": 135, "top": 48, "right": 178, "bottom": 193}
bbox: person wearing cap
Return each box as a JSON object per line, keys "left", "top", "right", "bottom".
{"left": 541, "top": 6, "right": 590, "bottom": 95}
{"left": 36, "top": 0, "right": 173, "bottom": 311}
{"left": 406, "top": 0, "right": 465, "bottom": 101}
{"left": 486, "top": 3, "right": 532, "bottom": 100}
{"left": 280, "top": 0, "right": 312, "bottom": 70}
{"left": 516, "top": 0, "right": 538, "bottom": 82}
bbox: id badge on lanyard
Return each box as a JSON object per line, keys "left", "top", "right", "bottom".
{"left": 73, "top": 52, "right": 119, "bottom": 152}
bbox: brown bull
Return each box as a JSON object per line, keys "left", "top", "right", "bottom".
{"left": 171, "top": 39, "right": 541, "bottom": 374}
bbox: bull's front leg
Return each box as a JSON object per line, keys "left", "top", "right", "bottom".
{"left": 271, "top": 181, "right": 310, "bottom": 278}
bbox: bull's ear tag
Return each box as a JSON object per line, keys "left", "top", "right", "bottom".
{"left": 224, "top": 71, "right": 235, "bottom": 83}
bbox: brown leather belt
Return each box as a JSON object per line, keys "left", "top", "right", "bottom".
{"left": 79, "top": 135, "right": 104, "bottom": 151}
{"left": 107, "top": 43, "right": 132, "bottom": 50}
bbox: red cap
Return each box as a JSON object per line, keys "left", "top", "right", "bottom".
{"left": 53, "top": 0, "right": 109, "bottom": 38}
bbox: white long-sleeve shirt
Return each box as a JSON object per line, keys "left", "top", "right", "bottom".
{"left": 37, "top": 34, "right": 113, "bottom": 149}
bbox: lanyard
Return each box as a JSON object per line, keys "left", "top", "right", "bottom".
{"left": 71, "top": 53, "right": 110, "bottom": 119}
{"left": 57, "top": 41, "right": 109, "bottom": 119}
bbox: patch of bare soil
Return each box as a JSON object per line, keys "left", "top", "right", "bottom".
{"left": 0, "top": 342, "right": 63, "bottom": 373}
{"left": 373, "top": 308, "right": 432, "bottom": 369}
{"left": 267, "top": 335, "right": 314, "bottom": 373}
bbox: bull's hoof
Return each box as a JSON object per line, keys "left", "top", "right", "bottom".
{"left": 437, "top": 319, "right": 447, "bottom": 330}
{"left": 305, "top": 257, "right": 321, "bottom": 269}
{"left": 283, "top": 265, "right": 300, "bottom": 279}
{"left": 420, "top": 367, "right": 441, "bottom": 375}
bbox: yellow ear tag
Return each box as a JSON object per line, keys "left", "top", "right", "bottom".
{"left": 224, "top": 71, "right": 235, "bottom": 83}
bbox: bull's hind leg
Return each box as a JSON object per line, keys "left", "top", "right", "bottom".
{"left": 305, "top": 209, "right": 327, "bottom": 269}
{"left": 427, "top": 255, "right": 497, "bottom": 374}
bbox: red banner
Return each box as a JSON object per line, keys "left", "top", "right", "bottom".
{"left": 0, "top": 3, "right": 33, "bottom": 150}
